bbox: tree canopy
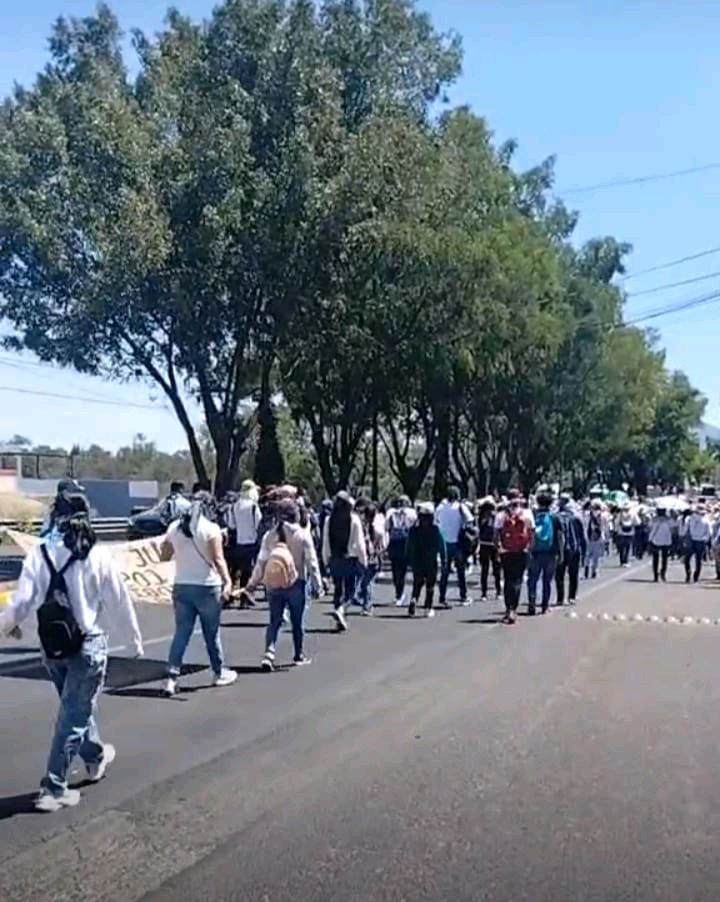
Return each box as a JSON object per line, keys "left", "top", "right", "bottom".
{"left": 0, "top": 1, "right": 709, "bottom": 499}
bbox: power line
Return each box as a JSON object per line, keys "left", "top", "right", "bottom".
{"left": 627, "top": 269, "right": 720, "bottom": 298}
{"left": 0, "top": 358, "right": 139, "bottom": 405}
{"left": 0, "top": 385, "right": 165, "bottom": 411}
{"left": 625, "top": 289, "right": 720, "bottom": 327}
{"left": 621, "top": 246, "right": 720, "bottom": 282}
{"left": 559, "top": 162, "right": 720, "bottom": 196}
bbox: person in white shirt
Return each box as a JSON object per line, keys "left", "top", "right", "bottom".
{"left": 246, "top": 500, "right": 321, "bottom": 671}
{"left": 648, "top": 508, "right": 673, "bottom": 583}
{"left": 229, "top": 479, "right": 261, "bottom": 592}
{"left": 160, "top": 492, "right": 235, "bottom": 696}
{"left": 681, "top": 507, "right": 711, "bottom": 583}
{"left": 435, "top": 487, "right": 474, "bottom": 607}
{"left": 0, "top": 493, "right": 143, "bottom": 813}
{"left": 322, "top": 492, "right": 367, "bottom": 631}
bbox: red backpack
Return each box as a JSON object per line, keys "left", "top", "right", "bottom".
{"left": 500, "top": 512, "right": 530, "bottom": 553}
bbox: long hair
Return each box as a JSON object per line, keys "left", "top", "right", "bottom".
{"left": 55, "top": 494, "right": 96, "bottom": 560}
{"left": 329, "top": 493, "right": 352, "bottom": 557}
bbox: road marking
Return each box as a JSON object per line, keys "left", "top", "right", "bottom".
{"left": 567, "top": 612, "right": 720, "bottom": 626}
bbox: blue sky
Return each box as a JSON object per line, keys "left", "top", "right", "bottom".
{"left": 2, "top": 0, "right": 719, "bottom": 450}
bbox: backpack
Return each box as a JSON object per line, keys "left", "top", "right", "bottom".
{"left": 619, "top": 512, "right": 633, "bottom": 535}
{"left": 587, "top": 513, "right": 602, "bottom": 543}
{"left": 37, "top": 545, "right": 84, "bottom": 660}
{"left": 263, "top": 542, "right": 298, "bottom": 590}
{"left": 534, "top": 510, "right": 555, "bottom": 553}
{"left": 500, "top": 512, "right": 530, "bottom": 553}
{"left": 478, "top": 512, "right": 496, "bottom": 545}
{"left": 388, "top": 510, "right": 410, "bottom": 544}
{"left": 559, "top": 510, "right": 579, "bottom": 556}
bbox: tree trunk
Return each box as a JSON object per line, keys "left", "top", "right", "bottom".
{"left": 254, "top": 368, "right": 286, "bottom": 488}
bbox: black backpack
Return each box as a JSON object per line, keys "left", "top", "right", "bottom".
{"left": 37, "top": 546, "right": 84, "bottom": 660}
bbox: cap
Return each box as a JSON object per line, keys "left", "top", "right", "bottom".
{"left": 241, "top": 479, "right": 257, "bottom": 492}
{"left": 417, "top": 502, "right": 435, "bottom": 515}
{"left": 57, "top": 477, "right": 85, "bottom": 495}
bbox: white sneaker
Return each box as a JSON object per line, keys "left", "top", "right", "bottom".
{"left": 164, "top": 677, "right": 178, "bottom": 698}
{"left": 86, "top": 744, "right": 116, "bottom": 783}
{"left": 426, "top": 608, "right": 436, "bottom": 619}
{"left": 35, "top": 788, "right": 80, "bottom": 813}
{"left": 395, "top": 595, "right": 405, "bottom": 607}
{"left": 333, "top": 607, "right": 348, "bottom": 631}
{"left": 214, "top": 668, "right": 238, "bottom": 687}
{"left": 480, "top": 595, "right": 488, "bottom": 603}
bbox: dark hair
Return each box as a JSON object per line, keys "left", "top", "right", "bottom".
{"left": 447, "top": 487, "right": 460, "bottom": 502}
{"left": 329, "top": 494, "right": 352, "bottom": 558}
{"left": 170, "top": 481, "right": 185, "bottom": 494}
{"left": 180, "top": 491, "right": 217, "bottom": 538}
{"left": 362, "top": 502, "right": 377, "bottom": 524}
{"left": 192, "top": 480, "right": 212, "bottom": 494}
{"left": 536, "top": 492, "right": 553, "bottom": 509}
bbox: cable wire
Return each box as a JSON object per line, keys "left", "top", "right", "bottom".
{"left": 621, "top": 245, "right": 720, "bottom": 282}
{"left": 0, "top": 385, "right": 165, "bottom": 410}
{"left": 627, "top": 269, "right": 720, "bottom": 298}
{"left": 559, "top": 162, "right": 720, "bottom": 196}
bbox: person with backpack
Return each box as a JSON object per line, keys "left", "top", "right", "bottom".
{"left": 477, "top": 497, "right": 502, "bottom": 601}
{"left": 497, "top": 497, "right": 533, "bottom": 624}
{"left": 555, "top": 495, "right": 587, "bottom": 605}
{"left": 0, "top": 493, "right": 144, "bottom": 813}
{"left": 406, "top": 502, "right": 447, "bottom": 618}
{"left": 526, "top": 490, "right": 564, "bottom": 615}
{"left": 385, "top": 495, "right": 416, "bottom": 606}
{"left": 322, "top": 492, "right": 367, "bottom": 631}
{"left": 584, "top": 499, "right": 605, "bottom": 579}
{"left": 160, "top": 492, "right": 236, "bottom": 697}
{"left": 614, "top": 503, "right": 636, "bottom": 567}
{"left": 245, "top": 500, "right": 321, "bottom": 671}
{"left": 435, "top": 487, "right": 475, "bottom": 608}
{"left": 681, "top": 505, "right": 711, "bottom": 583}
{"left": 355, "top": 501, "right": 384, "bottom": 616}
{"left": 648, "top": 507, "right": 673, "bottom": 583}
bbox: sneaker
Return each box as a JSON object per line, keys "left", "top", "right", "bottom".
{"left": 408, "top": 601, "right": 416, "bottom": 617}
{"left": 480, "top": 595, "right": 488, "bottom": 603}
{"left": 395, "top": 593, "right": 405, "bottom": 607}
{"left": 214, "top": 668, "right": 238, "bottom": 687}
{"left": 164, "top": 677, "right": 178, "bottom": 698}
{"left": 35, "top": 788, "right": 81, "bottom": 813}
{"left": 459, "top": 598, "right": 472, "bottom": 607}
{"left": 361, "top": 607, "right": 373, "bottom": 617}
{"left": 333, "top": 607, "right": 348, "bottom": 631}
{"left": 508, "top": 610, "right": 517, "bottom": 625}
{"left": 261, "top": 653, "right": 275, "bottom": 673}
{"left": 438, "top": 600, "right": 452, "bottom": 610}
{"left": 293, "top": 654, "right": 312, "bottom": 666}
{"left": 425, "top": 608, "right": 436, "bottom": 619}
{"left": 86, "top": 743, "right": 116, "bottom": 783}
{"left": 527, "top": 604, "right": 536, "bottom": 616}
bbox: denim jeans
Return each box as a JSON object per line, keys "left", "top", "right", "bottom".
{"left": 266, "top": 579, "right": 306, "bottom": 659}
{"left": 43, "top": 633, "right": 108, "bottom": 796}
{"left": 684, "top": 540, "right": 707, "bottom": 582}
{"left": 387, "top": 540, "right": 408, "bottom": 600}
{"left": 501, "top": 552, "right": 527, "bottom": 613}
{"left": 357, "top": 562, "right": 379, "bottom": 610}
{"left": 585, "top": 540, "right": 603, "bottom": 577}
{"left": 168, "top": 584, "right": 224, "bottom": 677}
{"left": 556, "top": 551, "right": 580, "bottom": 604}
{"left": 439, "top": 542, "right": 467, "bottom": 603}
{"left": 329, "top": 557, "right": 360, "bottom": 609}
{"left": 527, "top": 551, "right": 557, "bottom": 610}
{"left": 616, "top": 534, "right": 632, "bottom": 565}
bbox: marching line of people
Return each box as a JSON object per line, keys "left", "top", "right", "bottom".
{"left": 2, "top": 478, "right": 719, "bottom": 813}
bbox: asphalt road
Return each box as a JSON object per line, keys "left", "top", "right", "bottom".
{"left": 1, "top": 557, "right": 720, "bottom": 901}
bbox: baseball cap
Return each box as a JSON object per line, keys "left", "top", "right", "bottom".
{"left": 57, "top": 477, "right": 85, "bottom": 494}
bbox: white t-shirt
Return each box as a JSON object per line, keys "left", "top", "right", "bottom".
{"left": 435, "top": 500, "right": 472, "bottom": 544}
{"left": 231, "top": 497, "right": 261, "bottom": 545}
{"left": 167, "top": 516, "right": 223, "bottom": 587}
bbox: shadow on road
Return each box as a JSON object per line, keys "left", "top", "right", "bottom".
{"left": 0, "top": 792, "right": 37, "bottom": 821}
{"left": 220, "top": 621, "right": 267, "bottom": 629}
{"left": 0, "top": 647, "right": 38, "bottom": 655}
{"left": 0, "top": 657, "right": 207, "bottom": 690}
{"left": 460, "top": 618, "right": 502, "bottom": 625}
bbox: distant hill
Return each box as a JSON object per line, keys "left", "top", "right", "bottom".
{"left": 696, "top": 421, "right": 720, "bottom": 450}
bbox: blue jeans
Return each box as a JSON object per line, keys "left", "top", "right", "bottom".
{"left": 43, "top": 634, "right": 107, "bottom": 796}
{"left": 168, "top": 584, "right": 224, "bottom": 677}
{"left": 357, "top": 562, "right": 379, "bottom": 610}
{"left": 527, "top": 551, "right": 557, "bottom": 610}
{"left": 329, "top": 557, "right": 360, "bottom": 609}
{"left": 266, "top": 579, "right": 306, "bottom": 659}
{"left": 439, "top": 542, "right": 467, "bottom": 603}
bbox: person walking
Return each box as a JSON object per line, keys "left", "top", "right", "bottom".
{"left": 555, "top": 495, "right": 586, "bottom": 605}
{"left": 682, "top": 506, "right": 711, "bottom": 583}
{"left": 229, "top": 479, "right": 261, "bottom": 598}
{"left": 526, "top": 490, "right": 564, "bottom": 615}
{"left": 497, "top": 497, "right": 533, "bottom": 624}
{"left": 583, "top": 500, "right": 605, "bottom": 579}
{"left": 406, "top": 502, "right": 447, "bottom": 618}
{"left": 322, "top": 492, "right": 367, "bottom": 631}
{"left": 245, "top": 500, "right": 321, "bottom": 670}
{"left": 436, "top": 487, "right": 474, "bottom": 608}
{"left": 477, "top": 497, "right": 502, "bottom": 601}
{"left": 0, "top": 493, "right": 144, "bottom": 812}
{"left": 385, "top": 496, "right": 416, "bottom": 606}
{"left": 160, "top": 492, "right": 236, "bottom": 696}
{"left": 356, "top": 502, "right": 384, "bottom": 616}
{"left": 648, "top": 507, "right": 673, "bottom": 582}
{"left": 614, "top": 503, "right": 635, "bottom": 567}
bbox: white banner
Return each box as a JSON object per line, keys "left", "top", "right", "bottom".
{"left": 4, "top": 530, "right": 175, "bottom": 606}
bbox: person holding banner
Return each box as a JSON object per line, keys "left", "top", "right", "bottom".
{"left": 160, "top": 492, "right": 236, "bottom": 697}
{"left": 0, "top": 493, "right": 144, "bottom": 813}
